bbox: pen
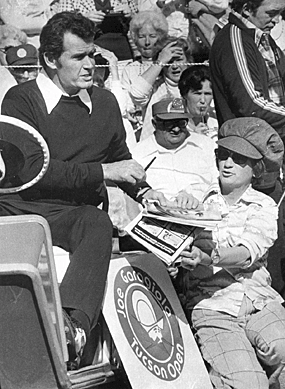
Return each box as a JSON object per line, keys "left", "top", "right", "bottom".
{"left": 144, "top": 156, "right": 156, "bottom": 172}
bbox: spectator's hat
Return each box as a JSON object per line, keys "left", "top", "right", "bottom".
{"left": 217, "top": 117, "right": 284, "bottom": 172}
{"left": 6, "top": 44, "right": 38, "bottom": 66}
{"left": 152, "top": 98, "right": 190, "bottom": 120}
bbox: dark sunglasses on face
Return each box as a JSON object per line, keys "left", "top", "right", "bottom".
{"left": 216, "top": 147, "right": 249, "bottom": 165}
{"left": 11, "top": 67, "right": 39, "bottom": 75}
{"left": 156, "top": 119, "right": 188, "bottom": 132}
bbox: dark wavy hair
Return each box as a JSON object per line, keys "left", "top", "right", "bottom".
{"left": 178, "top": 65, "right": 211, "bottom": 97}
{"left": 231, "top": 0, "right": 264, "bottom": 14}
{"left": 39, "top": 11, "right": 95, "bottom": 69}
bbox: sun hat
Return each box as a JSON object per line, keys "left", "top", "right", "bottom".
{"left": 217, "top": 117, "right": 284, "bottom": 172}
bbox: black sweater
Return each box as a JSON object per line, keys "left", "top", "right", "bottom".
{"left": 1, "top": 80, "right": 132, "bottom": 206}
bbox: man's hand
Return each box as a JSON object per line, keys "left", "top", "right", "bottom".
{"left": 85, "top": 10, "right": 105, "bottom": 23}
{"left": 102, "top": 159, "right": 146, "bottom": 185}
{"left": 174, "top": 191, "right": 199, "bottom": 209}
{"left": 113, "top": 4, "right": 132, "bottom": 17}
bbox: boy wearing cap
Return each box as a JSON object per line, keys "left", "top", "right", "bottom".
{"left": 6, "top": 44, "right": 39, "bottom": 85}
{"left": 132, "top": 96, "right": 219, "bottom": 205}
{"left": 174, "top": 117, "right": 285, "bottom": 388}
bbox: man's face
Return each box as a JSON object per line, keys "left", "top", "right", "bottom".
{"left": 52, "top": 32, "right": 96, "bottom": 95}
{"left": 154, "top": 118, "right": 189, "bottom": 149}
{"left": 247, "top": 0, "right": 285, "bottom": 32}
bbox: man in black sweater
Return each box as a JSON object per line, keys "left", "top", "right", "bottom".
{"left": 1, "top": 11, "right": 166, "bottom": 370}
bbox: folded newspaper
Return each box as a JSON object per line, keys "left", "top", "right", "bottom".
{"left": 145, "top": 202, "right": 222, "bottom": 225}
{"left": 125, "top": 202, "right": 222, "bottom": 266}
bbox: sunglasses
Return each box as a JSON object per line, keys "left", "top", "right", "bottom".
{"left": 216, "top": 148, "right": 249, "bottom": 165}
{"left": 11, "top": 67, "right": 39, "bottom": 75}
{"left": 156, "top": 119, "right": 188, "bottom": 132}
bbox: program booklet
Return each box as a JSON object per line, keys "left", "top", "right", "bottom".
{"left": 125, "top": 202, "right": 222, "bottom": 266}
{"left": 144, "top": 201, "right": 222, "bottom": 227}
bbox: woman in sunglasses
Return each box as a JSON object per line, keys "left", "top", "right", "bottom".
{"left": 172, "top": 117, "right": 285, "bottom": 388}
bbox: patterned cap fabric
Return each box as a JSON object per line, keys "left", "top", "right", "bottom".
{"left": 152, "top": 98, "right": 190, "bottom": 120}
{"left": 217, "top": 117, "right": 284, "bottom": 172}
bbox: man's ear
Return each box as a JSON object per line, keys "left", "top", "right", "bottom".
{"left": 241, "top": 3, "right": 251, "bottom": 18}
{"left": 43, "top": 52, "right": 57, "bottom": 70}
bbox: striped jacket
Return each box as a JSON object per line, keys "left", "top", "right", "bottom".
{"left": 209, "top": 12, "right": 285, "bottom": 140}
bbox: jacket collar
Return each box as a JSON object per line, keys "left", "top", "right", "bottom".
{"left": 229, "top": 11, "right": 258, "bottom": 41}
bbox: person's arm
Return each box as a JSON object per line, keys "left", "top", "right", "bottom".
{"left": 181, "top": 195, "right": 278, "bottom": 270}
{"left": 210, "top": 25, "right": 285, "bottom": 137}
{"left": 138, "top": 41, "right": 184, "bottom": 88}
{"left": 56, "top": 0, "right": 105, "bottom": 23}
{"left": 95, "top": 47, "right": 129, "bottom": 115}
{"left": 122, "top": 42, "right": 185, "bottom": 106}
{"left": 197, "top": 0, "right": 228, "bottom": 14}
{"left": 1, "top": 85, "right": 145, "bottom": 191}
{"left": 180, "top": 245, "right": 251, "bottom": 271}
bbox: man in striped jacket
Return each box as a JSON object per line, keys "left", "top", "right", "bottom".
{"left": 209, "top": 0, "right": 285, "bottom": 145}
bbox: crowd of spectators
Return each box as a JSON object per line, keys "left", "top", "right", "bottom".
{"left": 1, "top": 0, "right": 285, "bottom": 387}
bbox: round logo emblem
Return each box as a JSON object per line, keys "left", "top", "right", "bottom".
{"left": 114, "top": 266, "right": 184, "bottom": 381}
{"left": 17, "top": 48, "right": 27, "bottom": 58}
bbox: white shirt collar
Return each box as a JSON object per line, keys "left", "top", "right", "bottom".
{"left": 36, "top": 70, "right": 92, "bottom": 114}
{"left": 150, "top": 131, "right": 204, "bottom": 154}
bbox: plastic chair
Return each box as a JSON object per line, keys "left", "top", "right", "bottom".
{"left": 0, "top": 214, "right": 115, "bottom": 389}
{"left": 0, "top": 214, "right": 70, "bottom": 388}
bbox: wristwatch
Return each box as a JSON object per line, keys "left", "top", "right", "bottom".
{"left": 135, "top": 186, "right": 152, "bottom": 203}
{"left": 210, "top": 246, "right": 220, "bottom": 266}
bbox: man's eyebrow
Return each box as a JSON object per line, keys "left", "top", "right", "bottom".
{"left": 72, "top": 49, "right": 95, "bottom": 58}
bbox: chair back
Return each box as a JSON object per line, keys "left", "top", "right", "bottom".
{"left": 0, "top": 214, "right": 70, "bottom": 389}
